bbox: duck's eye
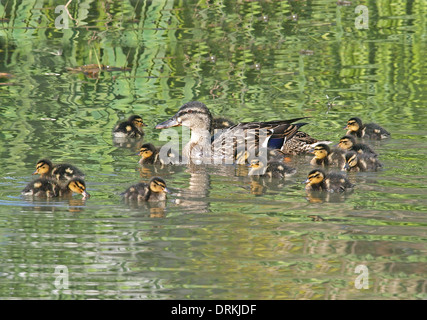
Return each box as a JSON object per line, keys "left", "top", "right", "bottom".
{"left": 177, "top": 117, "right": 182, "bottom": 123}
{"left": 188, "top": 110, "right": 193, "bottom": 114}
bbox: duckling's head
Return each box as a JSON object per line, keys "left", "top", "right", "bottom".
{"left": 128, "top": 115, "right": 146, "bottom": 128}
{"left": 313, "top": 144, "right": 331, "bottom": 159}
{"left": 338, "top": 135, "right": 356, "bottom": 150}
{"left": 305, "top": 169, "right": 325, "bottom": 186}
{"left": 345, "top": 117, "right": 363, "bottom": 132}
{"left": 67, "top": 178, "right": 90, "bottom": 199}
{"left": 155, "top": 101, "right": 212, "bottom": 132}
{"left": 149, "top": 177, "right": 169, "bottom": 194}
{"left": 249, "top": 159, "right": 265, "bottom": 169}
{"left": 344, "top": 151, "right": 358, "bottom": 171}
{"left": 33, "top": 159, "right": 53, "bottom": 176}
{"left": 138, "top": 143, "right": 156, "bottom": 159}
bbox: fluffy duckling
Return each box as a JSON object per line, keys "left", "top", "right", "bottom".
{"left": 248, "top": 159, "right": 296, "bottom": 179}
{"left": 345, "top": 117, "right": 390, "bottom": 139}
{"left": 113, "top": 115, "right": 146, "bottom": 138}
{"left": 338, "top": 135, "right": 378, "bottom": 156}
{"left": 305, "top": 169, "right": 354, "bottom": 193}
{"left": 22, "top": 177, "right": 90, "bottom": 199}
{"left": 344, "top": 151, "right": 383, "bottom": 172}
{"left": 121, "top": 177, "right": 169, "bottom": 201}
{"left": 310, "top": 143, "right": 346, "bottom": 168}
{"left": 138, "top": 143, "right": 181, "bottom": 165}
{"left": 33, "top": 159, "right": 85, "bottom": 185}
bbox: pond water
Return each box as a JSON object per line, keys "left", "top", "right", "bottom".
{"left": 0, "top": 0, "right": 426, "bottom": 300}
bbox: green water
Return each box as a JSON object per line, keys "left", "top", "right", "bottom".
{"left": 0, "top": 0, "right": 426, "bottom": 300}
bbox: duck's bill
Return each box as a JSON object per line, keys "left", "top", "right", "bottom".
{"left": 164, "top": 187, "right": 170, "bottom": 193}
{"left": 32, "top": 170, "right": 39, "bottom": 175}
{"left": 82, "top": 191, "right": 91, "bottom": 199}
{"left": 155, "top": 117, "right": 180, "bottom": 129}
{"left": 303, "top": 178, "right": 310, "bottom": 184}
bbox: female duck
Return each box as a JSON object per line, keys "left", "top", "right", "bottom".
{"left": 338, "top": 135, "right": 378, "bottom": 156}
{"left": 33, "top": 159, "right": 85, "bottom": 185}
{"left": 344, "top": 117, "right": 390, "bottom": 139}
{"left": 310, "top": 143, "right": 346, "bottom": 168}
{"left": 22, "top": 177, "right": 90, "bottom": 199}
{"left": 113, "top": 115, "right": 146, "bottom": 138}
{"left": 344, "top": 151, "right": 383, "bottom": 172}
{"left": 121, "top": 177, "right": 169, "bottom": 201}
{"left": 248, "top": 159, "right": 296, "bottom": 179}
{"left": 304, "top": 169, "right": 354, "bottom": 193}
{"left": 155, "top": 101, "right": 319, "bottom": 162}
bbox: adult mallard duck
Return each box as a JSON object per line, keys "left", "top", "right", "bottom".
{"left": 22, "top": 177, "right": 90, "bottom": 199}
{"left": 113, "top": 115, "right": 146, "bottom": 138}
{"left": 121, "top": 177, "right": 169, "bottom": 201}
{"left": 338, "top": 135, "right": 378, "bottom": 156}
{"left": 33, "top": 159, "right": 85, "bottom": 186}
{"left": 155, "top": 101, "right": 320, "bottom": 163}
{"left": 344, "top": 117, "right": 390, "bottom": 139}
{"left": 137, "top": 143, "right": 181, "bottom": 165}
{"left": 343, "top": 151, "right": 383, "bottom": 172}
{"left": 248, "top": 159, "right": 296, "bottom": 179}
{"left": 310, "top": 143, "right": 346, "bottom": 168}
{"left": 304, "top": 169, "right": 354, "bottom": 193}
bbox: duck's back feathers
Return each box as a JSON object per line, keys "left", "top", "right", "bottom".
{"left": 51, "top": 164, "right": 85, "bottom": 181}
{"left": 363, "top": 123, "right": 391, "bottom": 139}
{"left": 121, "top": 183, "right": 151, "bottom": 201}
{"left": 22, "top": 178, "right": 61, "bottom": 197}
{"left": 324, "top": 172, "right": 354, "bottom": 192}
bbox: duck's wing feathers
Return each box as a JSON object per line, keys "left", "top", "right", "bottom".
{"left": 212, "top": 118, "right": 308, "bottom": 159}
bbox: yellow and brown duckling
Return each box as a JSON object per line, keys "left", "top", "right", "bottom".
{"left": 22, "top": 177, "right": 90, "bottom": 199}
{"left": 338, "top": 135, "right": 378, "bottom": 156}
{"left": 344, "top": 151, "right": 383, "bottom": 172}
{"left": 113, "top": 115, "right": 146, "bottom": 138}
{"left": 345, "top": 117, "right": 390, "bottom": 140}
{"left": 121, "top": 177, "right": 169, "bottom": 201}
{"left": 248, "top": 159, "right": 296, "bottom": 179}
{"left": 310, "top": 143, "right": 346, "bottom": 168}
{"left": 33, "top": 159, "right": 85, "bottom": 185}
{"left": 138, "top": 143, "right": 181, "bottom": 165}
{"left": 305, "top": 169, "right": 354, "bottom": 193}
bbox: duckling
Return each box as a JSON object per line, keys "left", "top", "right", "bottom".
{"left": 304, "top": 169, "right": 354, "bottom": 193}
{"left": 344, "top": 151, "right": 383, "bottom": 172}
{"left": 138, "top": 143, "right": 181, "bottom": 165}
{"left": 113, "top": 115, "right": 146, "bottom": 138}
{"left": 121, "top": 177, "right": 169, "bottom": 201}
{"left": 338, "top": 135, "right": 378, "bottom": 156}
{"left": 345, "top": 117, "right": 390, "bottom": 139}
{"left": 22, "top": 177, "right": 90, "bottom": 199}
{"left": 33, "top": 159, "right": 85, "bottom": 186}
{"left": 248, "top": 159, "right": 296, "bottom": 179}
{"left": 310, "top": 143, "right": 346, "bottom": 168}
